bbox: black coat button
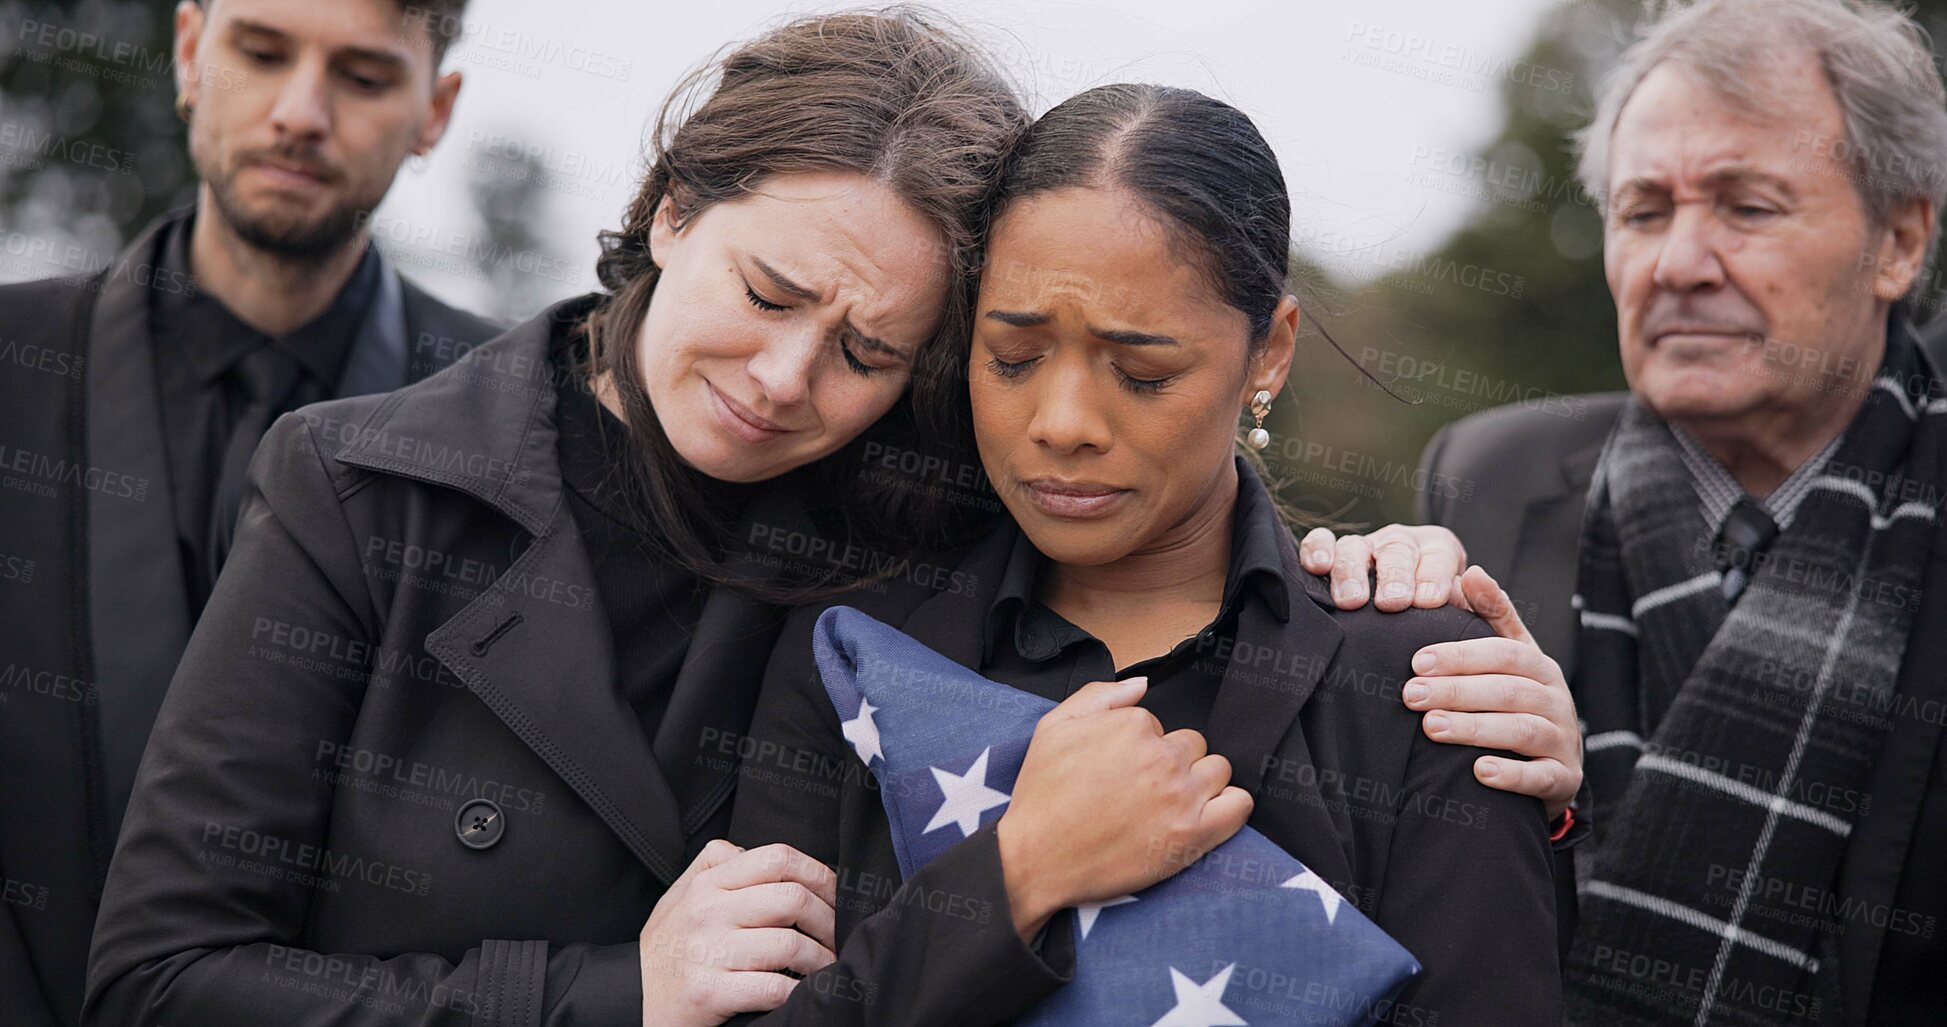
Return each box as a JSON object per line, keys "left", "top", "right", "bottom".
{"left": 455, "top": 798, "right": 504, "bottom": 849}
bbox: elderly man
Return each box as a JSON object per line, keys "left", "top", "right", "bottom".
{"left": 1310, "top": 0, "right": 1947, "bottom": 1023}
{"left": 0, "top": 3, "right": 498, "bottom": 1024}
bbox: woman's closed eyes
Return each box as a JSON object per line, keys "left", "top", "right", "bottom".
{"left": 980, "top": 346, "right": 1182, "bottom": 395}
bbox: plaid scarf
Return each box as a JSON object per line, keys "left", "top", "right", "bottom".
{"left": 1564, "top": 322, "right": 1945, "bottom": 1026}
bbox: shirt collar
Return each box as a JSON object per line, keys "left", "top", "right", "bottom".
{"left": 155, "top": 207, "right": 381, "bottom": 387}
{"left": 1227, "top": 456, "right": 1293, "bottom": 615}
{"left": 980, "top": 455, "right": 1291, "bottom": 664}
{"left": 1669, "top": 419, "right": 1842, "bottom": 534}
{"left": 980, "top": 523, "right": 1047, "bottom": 663}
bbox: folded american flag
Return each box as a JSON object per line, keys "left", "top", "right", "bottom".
{"left": 812, "top": 605, "right": 1421, "bottom": 1026}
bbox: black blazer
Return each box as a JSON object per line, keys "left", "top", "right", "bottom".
{"left": 0, "top": 210, "right": 495, "bottom": 1027}
{"left": 731, "top": 465, "right": 1563, "bottom": 1026}
{"left": 82, "top": 298, "right": 1063, "bottom": 1027}
{"left": 1417, "top": 326, "right": 1947, "bottom": 1024}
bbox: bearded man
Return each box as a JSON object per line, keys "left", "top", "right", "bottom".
{"left": 0, "top": 3, "right": 499, "bottom": 1023}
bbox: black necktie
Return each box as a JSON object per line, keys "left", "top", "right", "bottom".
{"left": 1714, "top": 497, "right": 1780, "bottom": 605}
{"left": 206, "top": 342, "right": 308, "bottom": 584}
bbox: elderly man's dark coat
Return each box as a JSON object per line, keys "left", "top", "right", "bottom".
{"left": 1415, "top": 322, "right": 1947, "bottom": 1025}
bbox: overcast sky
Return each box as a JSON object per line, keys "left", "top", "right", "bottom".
{"left": 374, "top": 0, "right": 1567, "bottom": 316}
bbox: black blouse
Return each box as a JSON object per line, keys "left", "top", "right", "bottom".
{"left": 979, "top": 458, "right": 1289, "bottom": 735}
{"left": 551, "top": 329, "right": 742, "bottom": 807}
{"left": 730, "top": 458, "right": 1562, "bottom": 1025}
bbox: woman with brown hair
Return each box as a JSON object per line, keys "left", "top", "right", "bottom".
{"left": 82, "top": 12, "right": 1246, "bottom": 1026}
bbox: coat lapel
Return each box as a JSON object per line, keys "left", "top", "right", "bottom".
{"left": 1507, "top": 423, "right": 1610, "bottom": 678}
{"left": 1202, "top": 527, "right": 1356, "bottom": 891}
{"left": 423, "top": 503, "right": 692, "bottom": 884}
{"left": 897, "top": 526, "right": 1014, "bottom": 670}
{"left": 339, "top": 296, "right": 694, "bottom": 883}
{"left": 331, "top": 248, "right": 408, "bottom": 399}
{"left": 1204, "top": 523, "right": 1342, "bottom": 793}
{"left": 84, "top": 215, "right": 195, "bottom": 834}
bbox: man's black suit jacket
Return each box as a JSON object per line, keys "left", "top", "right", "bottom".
{"left": 0, "top": 211, "right": 499, "bottom": 1027}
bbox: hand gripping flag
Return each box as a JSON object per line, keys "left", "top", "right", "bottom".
{"left": 812, "top": 606, "right": 1421, "bottom": 1027}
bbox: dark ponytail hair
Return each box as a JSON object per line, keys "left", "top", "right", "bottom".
{"left": 989, "top": 84, "right": 1318, "bottom": 523}
{"left": 582, "top": 8, "right": 1027, "bottom": 602}
{"left": 990, "top": 84, "right": 1293, "bottom": 349}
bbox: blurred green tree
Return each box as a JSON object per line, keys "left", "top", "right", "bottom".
{"left": 1, "top": 0, "right": 193, "bottom": 280}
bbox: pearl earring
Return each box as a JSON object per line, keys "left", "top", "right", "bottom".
{"left": 1246, "top": 389, "right": 1272, "bottom": 450}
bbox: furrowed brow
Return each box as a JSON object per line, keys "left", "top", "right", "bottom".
{"left": 751, "top": 256, "right": 822, "bottom": 302}
{"left": 983, "top": 310, "right": 1051, "bottom": 328}
{"left": 1092, "top": 326, "right": 1180, "bottom": 347}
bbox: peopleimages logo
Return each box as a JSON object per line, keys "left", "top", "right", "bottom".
{"left": 357, "top": 212, "right": 581, "bottom": 284}
{"left": 201, "top": 822, "right": 433, "bottom": 897}
{"left": 0, "top": 120, "right": 136, "bottom": 174}
{"left": 14, "top": 19, "right": 174, "bottom": 75}
{"left": 314, "top": 741, "right": 546, "bottom": 815}
{"left": 1344, "top": 22, "right": 1577, "bottom": 94}
{"left": 0, "top": 443, "right": 148, "bottom": 501}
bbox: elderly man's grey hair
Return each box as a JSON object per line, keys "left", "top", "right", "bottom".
{"left": 1576, "top": 0, "right": 1947, "bottom": 275}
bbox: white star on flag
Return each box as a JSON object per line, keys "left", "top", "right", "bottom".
{"left": 840, "top": 697, "right": 884, "bottom": 766}
{"left": 922, "top": 746, "right": 1010, "bottom": 838}
{"left": 1076, "top": 894, "right": 1138, "bottom": 939}
{"left": 1150, "top": 963, "right": 1247, "bottom": 1027}
{"left": 1281, "top": 868, "right": 1343, "bottom": 925}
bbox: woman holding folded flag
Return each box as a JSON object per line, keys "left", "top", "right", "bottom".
{"left": 731, "top": 84, "right": 1563, "bottom": 1025}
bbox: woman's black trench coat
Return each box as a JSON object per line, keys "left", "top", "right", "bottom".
{"left": 83, "top": 297, "right": 1068, "bottom": 1027}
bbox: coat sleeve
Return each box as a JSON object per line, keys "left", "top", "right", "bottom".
{"left": 83, "top": 412, "right": 643, "bottom": 1027}
{"left": 725, "top": 605, "right": 1073, "bottom": 1026}
{"left": 1373, "top": 615, "right": 1562, "bottom": 1027}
